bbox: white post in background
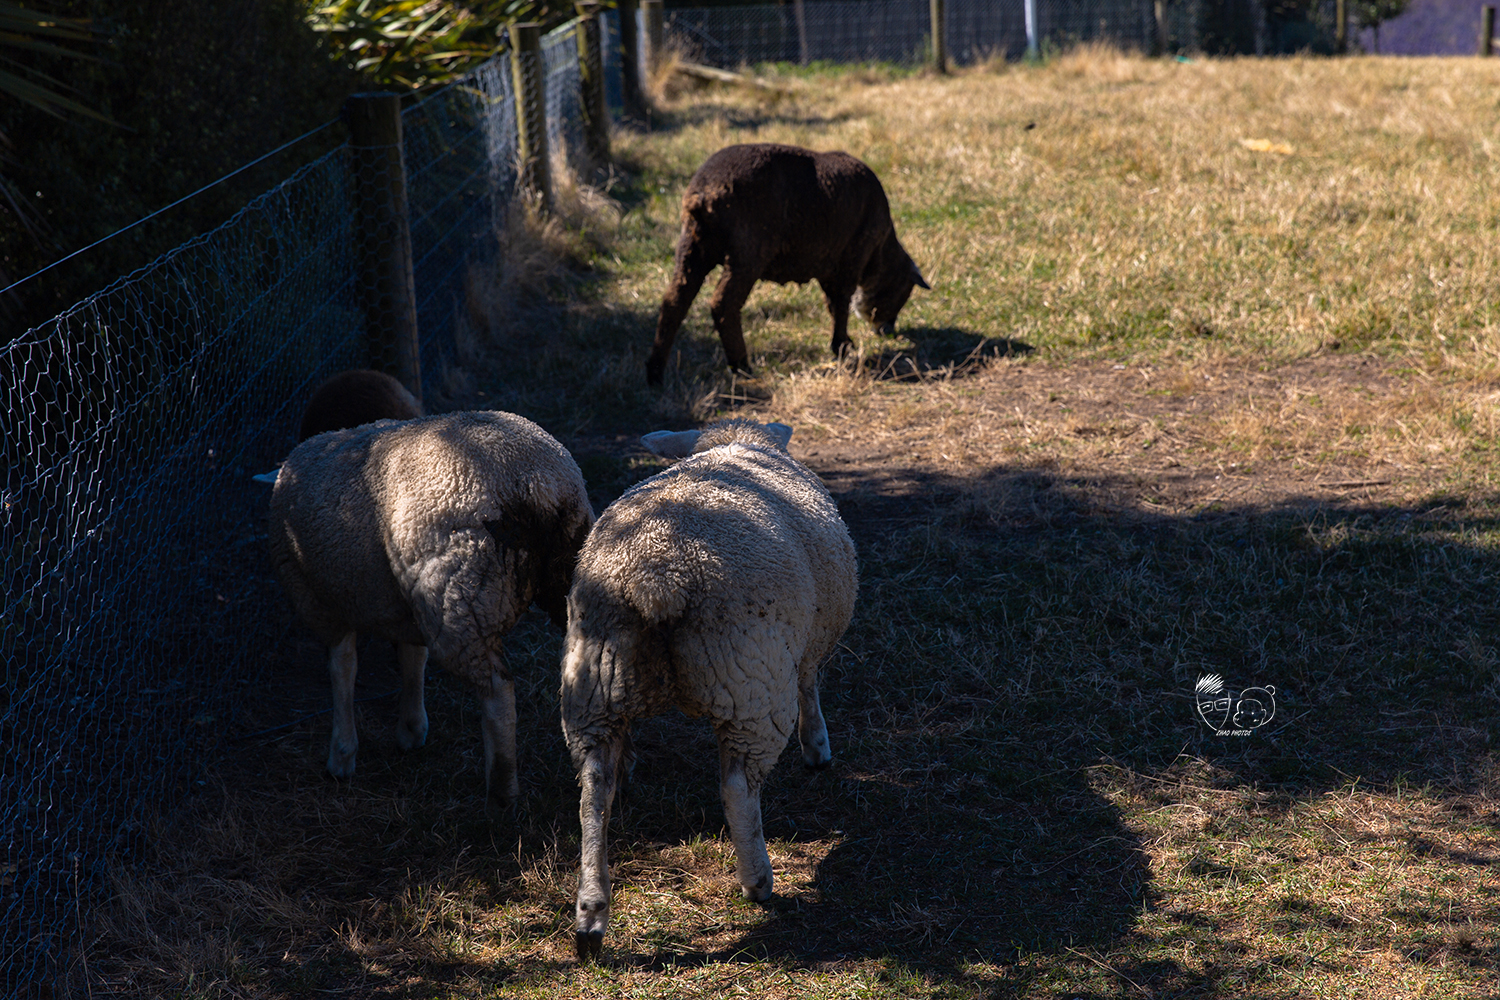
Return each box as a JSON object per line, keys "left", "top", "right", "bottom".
{"left": 1024, "top": 0, "right": 1039, "bottom": 58}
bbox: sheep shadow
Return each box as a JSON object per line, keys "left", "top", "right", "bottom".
{"left": 855, "top": 327, "right": 1032, "bottom": 382}
{"left": 619, "top": 104, "right": 859, "bottom": 141}
{"left": 170, "top": 441, "right": 1500, "bottom": 997}
{"left": 599, "top": 462, "right": 1500, "bottom": 991}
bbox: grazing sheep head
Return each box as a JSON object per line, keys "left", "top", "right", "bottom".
{"left": 641, "top": 419, "right": 793, "bottom": 460}
{"left": 536, "top": 511, "right": 595, "bottom": 630}
{"left": 853, "top": 237, "right": 930, "bottom": 337}
{"left": 483, "top": 502, "right": 595, "bottom": 631}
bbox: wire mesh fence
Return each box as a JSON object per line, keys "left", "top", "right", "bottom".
{"left": 656, "top": 0, "right": 1156, "bottom": 70}
{"left": 1, "top": 20, "right": 585, "bottom": 997}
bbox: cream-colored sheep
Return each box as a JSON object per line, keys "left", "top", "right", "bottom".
{"left": 268, "top": 410, "right": 594, "bottom": 819}
{"left": 560, "top": 419, "right": 857, "bottom": 959}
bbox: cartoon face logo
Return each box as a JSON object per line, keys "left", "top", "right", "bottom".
{"left": 1195, "top": 674, "right": 1233, "bottom": 729}
{"left": 1233, "top": 686, "right": 1276, "bottom": 728}
{"left": 1196, "top": 675, "right": 1277, "bottom": 735}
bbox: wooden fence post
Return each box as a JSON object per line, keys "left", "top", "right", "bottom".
{"left": 510, "top": 22, "right": 552, "bottom": 208}
{"left": 930, "top": 0, "right": 947, "bottom": 72}
{"left": 1482, "top": 5, "right": 1496, "bottom": 56}
{"left": 794, "top": 0, "right": 809, "bottom": 64}
{"left": 1335, "top": 0, "right": 1348, "bottom": 53}
{"left": 642, "top": 0, "right": 664, "bottom": 77}
{"left": 344, "top": 92, "right": 422, "bottom": 404}
{"left": 575, "top": 1, "right": 609, "bottom": 169}
{"left": 618, "top": 0, "right": 645, "bottom": 119}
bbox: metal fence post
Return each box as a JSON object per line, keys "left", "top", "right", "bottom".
{"left": 510, "top": 23, "right": 552, "bottom": 208}
{"left": 642, "top": 0, "right": 664, "bottom": 78}
{"left": 575, "top": 1, "right": 609, "bottom": 168}
{"left": 1024, "top": 0, "right": 1039, "bottom": 59}
{"left": 930, "top": 0, "right": 947, "bottom": 72}
{"left": 619, "top": 0, "right": 645, "bottom": 119}
{"left": 1482, "top": 5, "right": 1496, "bottom": 55}
{"left": 344, "top": 92, "right": 422, "bottom": 404}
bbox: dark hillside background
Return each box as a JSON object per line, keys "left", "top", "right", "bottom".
{"left": 0, "top": 0, "right": 356, "bottom": 338}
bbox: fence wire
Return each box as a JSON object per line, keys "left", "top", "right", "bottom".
{"left": 1, "top": 22, "right": 577, "bottom": 997}
{"left": 659, "top": 0, "right": 1155, "bottom": 69}
{"left": 544, "top": 24, "right": 588, "bottom": 178}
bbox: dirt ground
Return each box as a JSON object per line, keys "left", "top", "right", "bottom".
{"left": 776, "top": 353, "right": 1481, "bottom": 533}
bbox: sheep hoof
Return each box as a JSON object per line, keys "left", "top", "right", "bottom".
{"left": 326, "top": 751, "right": 356, "bottom": 780}
{"left": 802, "top": 754, "right": 833, "bottom": 772}
{"left": 485, "top": 796, "right": 518, "bottom": 826}
{"left": 740, "top": 877, "right": 773, "bottom": 903}
{"left": 395, "top": 721, "right": 428, "bottom": 751}
{"left": 575, "top": 929, "right": 604, "bottom": 961}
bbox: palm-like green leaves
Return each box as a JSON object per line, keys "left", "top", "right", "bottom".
{"left": 0, "top": 2, "right": 108, "bottom": 122}
{"left": 0, "top": 2, "right": 111, "bottom": 250}
{"left": 306, "top": 1, "right": 555, "bottom": 89}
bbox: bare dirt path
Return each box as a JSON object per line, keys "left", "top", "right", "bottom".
{"left": 776, "top": 353, "right": 1488, "bottom": 531}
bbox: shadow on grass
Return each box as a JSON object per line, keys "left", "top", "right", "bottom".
{"left": 859, "top": 326, "right": 1034, "bottom": 381}
{"left": 616, "top": 104, "right": 860, "bottom": 145}
{"left": 600, "top": 460, "right": 1500, "bottom": 992}
{"left": 95, "top": 441, "right": 1500, "bottom": 997}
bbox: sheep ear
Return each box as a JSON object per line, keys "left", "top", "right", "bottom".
{"left": 763, "top": 422, "right": 793, "bottom": 449}
{"left": 251, "top": 468, "right": 281, "bottom": 485}
{"left": 911, "top": 262, "right": 931, "bottom": 290}
{"left": 641, "top": 429, "right": 701, "bottom": 459}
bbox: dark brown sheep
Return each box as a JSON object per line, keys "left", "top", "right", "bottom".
{"left": 298, "top": 369, "right": 422, "bottom": 441}
{"left": 645, "top": 143, "right": 929, "bottom": 385}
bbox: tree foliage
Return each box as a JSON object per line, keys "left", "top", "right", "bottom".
{"left": 304, "top": 0, "right": 574, "bottom": 88}
{"left": 0, "top": 0, "right": 356, "bottom": 335}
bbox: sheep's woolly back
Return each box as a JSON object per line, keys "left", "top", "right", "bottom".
{"left": 269, "top": 411, "right": 594, "bottom": 678}
{"left": 563, "top": 422, "right": 856, "bottom": 743}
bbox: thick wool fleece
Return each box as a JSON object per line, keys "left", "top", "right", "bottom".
{"left": 561, "top": 420, "right": 856, "bottom": 767}
{"left": 562, "top": 420, "right": 857, "bottom": 956}
{"left": 269, "top": 410, "right": 594, "bottom": 682}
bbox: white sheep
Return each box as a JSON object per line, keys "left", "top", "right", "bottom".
{"left": 560, "top": 418, "right": 857, "bottom": 959}
{"left": 268, "top": 410, "right": 594, "bottom": 819}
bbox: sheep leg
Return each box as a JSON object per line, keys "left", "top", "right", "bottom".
{"left": 818, "top": 277, "right": 857, "bottom": 358}
{"left": 575, "top": 733, "right": 625, "bottom": 961}
{"left": 394, "top": 642, "right": 429, "bottom": 751}
{"left": 708, "top": 265, "right": 758, "bottom": 376}
{"left": 326, "top": 631, "right": 359, "bottom": 779}
{"left": 648, "top": 234, "right": 720, "bottom": 385}
{"left": 796, "top": 676, "right": 832, "bottom": 770}
{"left": 477, "top": 668, "right": 519, "bottom": 822}
{"left": 716, "top": 738, "right": 774, "bottom": 902}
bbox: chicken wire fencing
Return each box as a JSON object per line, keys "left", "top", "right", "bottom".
{"left": 1, "top": 20, "right": 587, "bottom": 996}
{"left": 655, "top": 0, "right": 1158, "bottom": 69}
